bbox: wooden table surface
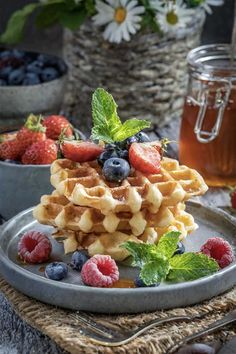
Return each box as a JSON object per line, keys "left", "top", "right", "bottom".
{"left": 0, "top": 118, "right": 235, "bottom": 354}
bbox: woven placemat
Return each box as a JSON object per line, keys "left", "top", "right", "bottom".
{"left": 0, "top": 278, "right": 236, "bottom": 354}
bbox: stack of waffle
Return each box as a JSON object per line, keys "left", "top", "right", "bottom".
{"left": 33, "top": 158, "right": 208, "bottom": 261}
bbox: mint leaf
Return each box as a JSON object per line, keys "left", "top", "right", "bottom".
{"left": 156, "top": 231, "right": 181, "bottom": 260}
{"left": 168, "top": 253, "right": 219, "bottom": 282}
{"left": 59, "top": 9, "right": 87, "bottom": 30}
{"left": 91, "top": 88, "right": 121, "bottom": 143}
{"left": 113, "top": 118, "right": 150, "bottom": 142}
{"left": 36, "top": 3, "right": 66, "bottom": 28}
{"left": 120, "top": 241, "right": 157, "bottom": 267}
{"left": 0, "top": 3, "right": 39, "bottom": 44}
{"left": 140, "top": 257, "right": 169, "bottom": 285}
{"left": 91, "top": 88, "right": 151, "bottom": 143}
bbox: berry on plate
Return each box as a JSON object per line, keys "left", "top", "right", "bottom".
{"left": 18, "top": 231, "right": 52, "bottom": 264}
{"left": 231, "top": 189, "right": 236, "bottom": 209}
{"left": 0, "top": 139, "right": 23, "bottom": 161}
{"left": 174, "top": 242, "right": 185, "bottom": 255}
{"left": 129, "top": 142, "right": 161, "bottom": 174}
{"left": 22, "top": 139, "right": 57, "bottom": 165}
{"left": 71, "top": 250, "right": 89, "bottom": 271}
{"left": 43, "top": 115, "right": 73, "bottom": 140}
{"left": 61, "top": 140, "right": 104, "bottom": 162}
{"left": 135, "top": 131, "right": 150, "bottom": 143}
{"left": 200, "top": 237, "right": 235, "bottom": 269}
{"left": 81, "top": 255, "right": 119, "bottom": 287}
{"left": 16, "top": 114, "right": 46, "bottom": 152}
{"left": 134, "top": 275, "right": 160, "bottom": 288}
{"left": 102, "top": 157, "right": 130, "bottom": 182}
{"left": 45, "top": 262, "right": 68, "bottom": 281}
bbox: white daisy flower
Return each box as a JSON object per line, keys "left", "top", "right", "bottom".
{"left": 200, "top": 0, "right": 224, "bottom": 15}
{"left": 93, "top": 0, "right": 145, "bottom": 43}
{"left": 152, "top": 0, "right": 194, "bottom": 34}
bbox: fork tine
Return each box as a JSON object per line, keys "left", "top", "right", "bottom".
{"left": 69, "top": 313, "right": 114, "bottom": 339}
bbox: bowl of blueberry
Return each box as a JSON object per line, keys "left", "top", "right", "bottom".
{"left": 0, "top": 48, "right": 68, "bottom": 121}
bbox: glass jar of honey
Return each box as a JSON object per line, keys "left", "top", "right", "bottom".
{"left": 179, "top": 44, "right": 236, "bottom": 187}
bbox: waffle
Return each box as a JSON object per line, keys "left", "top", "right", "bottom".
{"left": 33, "top": 192, "right": 191, "bottom": 236}
{"left": 50, "top": 158, "right": 208, "bottom": 215}
{"left": 52, "top": 207, "right": 198, "bottom": 261}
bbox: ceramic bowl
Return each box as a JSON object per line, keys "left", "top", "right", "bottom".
{"left": 0, "top": 160, "right": 53, "bottom": 220}
{"left": 0, "top": 52, "right": 68, "bottom": 124}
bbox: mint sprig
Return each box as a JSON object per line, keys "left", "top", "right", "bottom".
{"left": 168, "top": 253, "right": 219, "bottom": 282}
{"left": 121, "top": 231, "right": 219, "bottom": 285}
{"left": 91, "top": 88, "right": 151, "bottom": 143}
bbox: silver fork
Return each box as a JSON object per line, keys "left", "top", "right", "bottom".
{"left": 68, "top": 310, "right": 236, "bottom": 348}
{"left": 166, "top": 310, "right": 236, "bottom": 353}
{"left": 67, "top": 311, "right": 206, "bottom": 346}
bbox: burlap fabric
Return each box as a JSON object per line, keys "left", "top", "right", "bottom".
{"left": 0, "top": 277, "right": 236, "bottom": 354}
{"left": 62, "top": 10, "right": 205, "bottom": 132}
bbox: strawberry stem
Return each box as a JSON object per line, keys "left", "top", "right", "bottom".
{"left": 24, "top": 114, "right": 46, "bottom": 133}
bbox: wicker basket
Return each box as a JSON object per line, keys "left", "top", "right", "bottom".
{"left": 62, "top": 10, "right": 205, "bottom": 132}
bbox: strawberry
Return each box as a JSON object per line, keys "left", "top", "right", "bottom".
{"left": 0, "top": 139, "right": 23, "bottom": 161}
{"left": 129, "top": 142, "right": 161, "bottom": 174}
{"left": 61, "top": 140, "right": 104, "bottom": 162}
{"left": 231, "top": 189, "right": 236, "bottom": 209}
{"left": 43, "top": 115, "right": 73, "bottom": 140}
{"left": 17, "top": 114, "right": 46, "bottom": 152}
{"left": 22, "top": 139, "right": 58, "bottom": 165}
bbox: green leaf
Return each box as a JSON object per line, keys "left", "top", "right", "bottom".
{"left": 0, "top": 3, "right": 39, "bottom": 44}
{"left": 140, "top": 257, "right": 170, "bottom": 285}
{"left": 91, "top": 88, "right": 151, "bottom": 143}
{"left": 59, "top": 9, "right": 87, "bottom": 30}
{"left": 168, "top": 253, "right": 219, "bottom": 282}
{"left": 36, "top": 3, "right": 67, "bottom": 28}
{"left": 91, "top": 88, "right": 122, "bottom": 142}
{"left": 85, "top": 0, "right": 96, "bottom": 15}
{"left": 156, "top": 231, "right": 181, "bottom": 260}
{"left": 120, "top": 241, "right": 158, "bottom": 267}
{"left": 113, "top": 118, "right": 150, "bottom": 142}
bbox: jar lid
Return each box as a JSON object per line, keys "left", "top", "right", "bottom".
{"left": 187, "top": 44, "right": 236, "bottom": 78}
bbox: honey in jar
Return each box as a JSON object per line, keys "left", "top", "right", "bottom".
{"left": 179, "top": 44, "right": 236, "bottom": 187}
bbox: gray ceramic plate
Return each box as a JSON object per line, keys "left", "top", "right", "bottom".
{"left": 0, "top": 201, "right": 236, "bottom": 314}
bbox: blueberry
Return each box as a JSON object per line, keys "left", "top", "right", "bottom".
{"left": 135, "top": 131, "right": 150, "bottom": 143}
{"left": 56, "top": 58, "right": 67, "bottom": 74}
{"left": 134, "top": 276, "right": 160, "bottom": 288}
{"left": 27, "top": 60, "right": 43, "bottom": 74}
{"left": 45, "top": 262, "right": 68, "bottom": 281}
{"left": 71, "top": 250, "right": 89, "bottom": 271}
{"left": 119, "top": 149, "right": 129, "bottom": 160}
{"left": 12, "top": 49, "right": 25, "bottom": 59}
{"left": 0, "top": 66, "right": 12, "bottom": 80}
{"left": 0, "top": 50, "right": 11, "bottom": 59}
{"left": 37, "top": 53, "right": 52, "bottom": 64}
{"left": 0, "top": 79, "right": 7, "bottom": 86}
{"left": 103, "top": 157, "right": 130, "bottom": 182}
{"left": 41, "top": 67, "right": 60, "bottom": 82}
{"left": 174, "top": 242, "right": 185, "bottom": 255}
{"left": 126, "top": 136, "right": 138, "bottom": 146}
{"left": 97, "top": 149, "right": 119, "bottom": 166}
{"left": 8, "top": 68, "right": 25, "bottom": 85}
{"left": 105, "top": 143, "right": 117, "bottom": 150}
{"left": 23, "top": 72, "right": 40, "bottom": 85}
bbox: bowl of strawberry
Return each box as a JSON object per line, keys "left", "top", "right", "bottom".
{"left": 0, "top": 49, "right": 67, "bottom": 121}
{"left": 0, "top": 114, "right": 78, "bottom": 220}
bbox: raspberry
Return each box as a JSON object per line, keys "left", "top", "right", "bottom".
{"left": 81, "top": 255, "right": 119, "bottom": 287}
{"left": 200, "top": 237, "right": 235, "bottom": 269}
{"left": 18, "top": 231, "right": 52, "bottom": 264}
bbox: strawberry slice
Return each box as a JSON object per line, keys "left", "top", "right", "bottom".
{"left": 129, "top": 142, "right": 161, "bottom": 174}
{"left": 61, "top": 141, "right": 104, "bottom": 162}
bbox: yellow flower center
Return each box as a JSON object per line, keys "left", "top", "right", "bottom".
{"left": 114, "top": 7, "right": 127, "bottom": 24}
{"left": 166, "top": 10, "right": 178, "bottom": 25}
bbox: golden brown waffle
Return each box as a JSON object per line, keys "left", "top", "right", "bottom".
{"left": 50, "top": 158, "right": 208, "bottom": 215}
{"left": 33, "top": 192, "right": 192, "bottom": 236}
{"left": 52, "top": 207, "right": 198, "bottom": 261}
